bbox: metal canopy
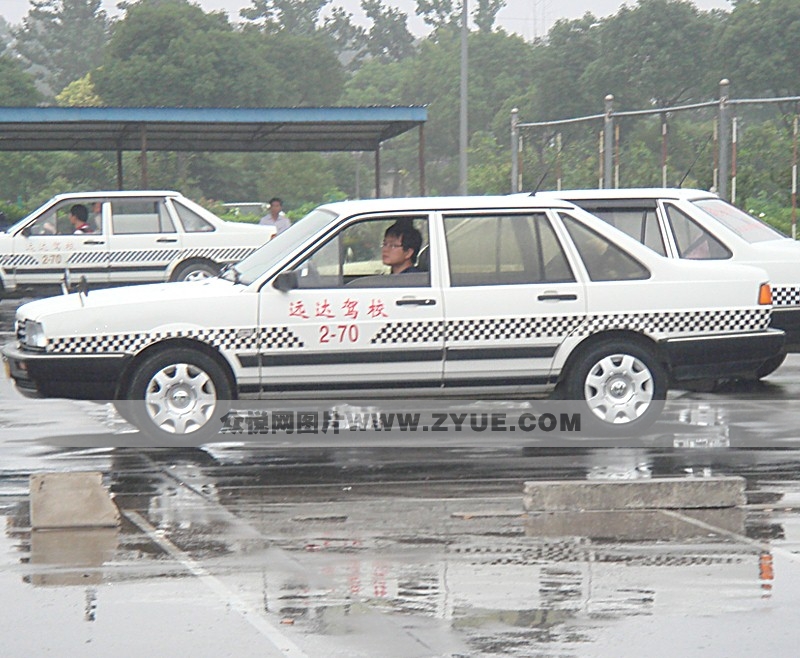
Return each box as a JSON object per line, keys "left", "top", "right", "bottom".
{"left": 0, "top": 106, "right": 428, "bottom": 195}
{"left": 0, "top": 106, "right": 426, "bottom": 152}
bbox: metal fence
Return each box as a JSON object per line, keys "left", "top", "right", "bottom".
{"left": 510, "top": 80, "right": 800, "bottom": 237}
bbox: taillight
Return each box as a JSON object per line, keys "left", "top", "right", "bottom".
{"left": 759, "top": 283, "right": 773, "bottom": 305}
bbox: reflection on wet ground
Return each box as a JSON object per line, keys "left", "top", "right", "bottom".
{"left": 3, "top": 443, "right": 800, "bottom": 657}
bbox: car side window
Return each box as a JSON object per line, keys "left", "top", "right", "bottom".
{"left": 664, "top": 204, "right": 732, "bottom": 260}
{"left": 591, "top": 208, "right": 667, "bottom": 256}
{"left": 293, "top": 216, "right": 430, "bottom": 289}
{"left": 26, "top": 200, "right": 103, "bottom": 235}
{"left": 561, "top": 214, "right": 650, "bottom": 281}
{"left": 173, "top": 201, "right": 215, "bottom": 233}
{"left": 111, "top": 200, "right": 175, "bottom": 235}
{"left": 444, "top": 213, "right": 574, "bottom": 287}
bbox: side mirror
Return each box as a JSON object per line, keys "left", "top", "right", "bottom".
{"left": 21, "top": 226, "right": 31, "bottom": 238}
{"left": 273, "top": 270, "right": 299, "bottom": 292}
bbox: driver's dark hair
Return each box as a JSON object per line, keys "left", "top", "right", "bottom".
{"left": 70, "top": 204, "right": 88, "bottom": 222}
{"left": 385, "top": 220, "right": 422, "bottom": 264}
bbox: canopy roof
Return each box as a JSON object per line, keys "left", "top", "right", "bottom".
{"left": 0, "top": 106, "right": 427, "bottom": 152}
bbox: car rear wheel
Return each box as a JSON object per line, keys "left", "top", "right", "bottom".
{"left": 172, "top": 260, "right": 220, "bottom": 282}
{"left": 562, "top": 339, "right": 667, "bottom": 436}
{"left": 125, "top": 348, "right": 232, "bottom": 444}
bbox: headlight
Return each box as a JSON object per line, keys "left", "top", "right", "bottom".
{"left": 24, "top": 320, "right": 47, "bottom": 349}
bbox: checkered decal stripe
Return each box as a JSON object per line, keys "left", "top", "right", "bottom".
{"left": 577, "top": 308, "right": 770, "bottom": 335}
{"left": 446, "top": 316, "right": 585, "bottom": 341}
{"left": 0, "top": 254, "right": 38, "bottom": 267}
{"left": 369, "top": 308, "right": 770, "bottom": 345}
{"left": 47, "top": 326, "right": 303, "bottom": 354}
{"left": 371, "top": 321, "right": 444, "bottom": 344}
{"left": 64, "top": 247, "right": 257, "bottom": 266}
{"left": 772, "top": 286, "right": 800, "bottom": 307}
{"left": 183, "top": 247, "right": 258, "bottom": 261}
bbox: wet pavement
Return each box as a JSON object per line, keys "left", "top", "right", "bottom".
{"left": 2, "top": 295, "right": 800, "bottom": 656}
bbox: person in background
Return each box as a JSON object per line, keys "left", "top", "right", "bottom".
{"left": 259, "top": 197, "right": 291, "bottom": 235}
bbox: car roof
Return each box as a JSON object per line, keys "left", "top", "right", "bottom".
{"left": 49, "top": 190, "right": 183, "bottom": 202}
{"left": 534, "top": 187, "right": 719, "bottom": 202}
{"left": 319, "top": 194, "right": 579, "bottom": 215}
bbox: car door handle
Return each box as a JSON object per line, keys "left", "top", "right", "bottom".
{"left": 83, "top": 240, "right": 105, "bottom": 245}
{"left": 537, "top": 293, "right": 578, "bottom": 301}
{"left": 156, "top": 238, "right": 178, "bottom": 243}
{"left": 396, "top": 298, "right": 437, "bottom": 306}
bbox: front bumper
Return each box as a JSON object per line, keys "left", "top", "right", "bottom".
{"left": 2, "top": 341, "right": 128, "bottom": 400}
{"left": 663, "top": 329, "right": 785, "bottom": 382}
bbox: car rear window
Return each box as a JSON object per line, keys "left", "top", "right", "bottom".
{"left": 692, "top": 198, "right": 787, "bottom": 243}
{"left": 173, "top": 201, "right": 215, "bottom": 232}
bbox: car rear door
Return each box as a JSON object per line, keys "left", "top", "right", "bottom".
{"left": 440, "top": 210, "right": 586, "bottom": 391}
{"left": 104, "top": 197, "right": 183, "bottom": 284}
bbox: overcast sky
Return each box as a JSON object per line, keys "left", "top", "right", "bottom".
{"left": 0, "top": 0, "right": 732, "bottom": 41}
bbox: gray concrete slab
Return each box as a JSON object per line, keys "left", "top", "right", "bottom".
{"left": 523, "top": 475, "right": 747, "bottom": 511}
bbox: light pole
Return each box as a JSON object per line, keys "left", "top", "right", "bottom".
{"left": 459, "top": 0, "right": 468, "bottom": 195}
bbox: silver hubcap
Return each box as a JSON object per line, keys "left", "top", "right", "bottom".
{"left": 584, "top": 353, "right": 654, "bottom": 424}
{"left": 183, "top": 269, "right": 213, "bottom": 282}
{"left": 144, "top": 363, "right": 217, "bottom": 435}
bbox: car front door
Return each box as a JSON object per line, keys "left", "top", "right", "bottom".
{"left": 105, "top": 197, "right": 183, "bottom": 284}
{"left": 440, "top": 211, "right": 587, "bottom": 392}
{"left": 11, "top": 197, "right": 109, "bottom": 289}
{"left": 256, "top": 214, "right": 444, "bottom": 397}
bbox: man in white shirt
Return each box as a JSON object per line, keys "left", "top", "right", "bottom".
{"left": 259, "top": 197, "right": 291, "bottom": 234}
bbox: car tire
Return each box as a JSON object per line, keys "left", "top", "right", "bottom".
{"left": 172, "top": 260, "right": 220, "bottom": 282}
{"left": 124, "top": 348, "right": 232, "bottom": 445}
{"left": 562, "top": 339, "right": 667, "bottom": 436}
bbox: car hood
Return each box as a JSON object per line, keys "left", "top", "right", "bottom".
{"left": 18, "top": 278, "right": 241, "bottom": 323}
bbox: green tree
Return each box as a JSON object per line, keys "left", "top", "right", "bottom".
{"left": 0, "top": 54, "right": 43, "bottom": 105}
{"left": 362, "top": 0, "right": 416, "bottom": 62}
{"left": 473, "top": 0, "right": 506, "bottom": 33}
{"left": 717, "top": 0, "right": 800, "bottom": 107}
{"left": 93, "top": 1, "right": 317, "bottom": 106}
{"left": 240, "top": 0, "right": 330, "bottom": 35}
{"left": 415, "top": 0, "right": 459, "bottom": 30}
{"left": 582, "top": 0, "right": 720, "bottom": 108}
{"left": 56, "top": 73, "right": 102, "bottom": 106}
{"left": 13, "top": 0, "right": 110, "bottom": 97}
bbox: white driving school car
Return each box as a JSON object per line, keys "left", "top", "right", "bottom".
{"left": 2, "top": 195, "right": 783, "bottom": 442}
{"left": 0, "top": 190, "right": 274, "bottom": 293}
{"left": 536, "top": 188, "right": 800, "bottom": 376}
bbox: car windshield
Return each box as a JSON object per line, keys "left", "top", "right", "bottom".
{"left": 692, "top": 198, "right": 787, "bottom": 243}
{"left": 227, "top": 207, "right": 338, "bottom": 285}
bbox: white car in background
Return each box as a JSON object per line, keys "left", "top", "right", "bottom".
{"left": 2, "top": 195, "right": 782, "bottom": 442}
{"left": 0, "top": 190, "right": 274, "bottom": 293}
{"left": 536, "top": 188, "right": 800, "bottom": 376}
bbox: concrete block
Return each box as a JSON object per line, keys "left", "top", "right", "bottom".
{"left": 523, "top": 476, "right": 746, "bottom": 512}
{"left": 30, "top": 472, "right": 120, "bottom": 529}
{"left": 524, "top": 507, "right": 746, "bottom": 541}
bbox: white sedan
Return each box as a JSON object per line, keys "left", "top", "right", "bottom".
{"left": 0, "top": 190, "right": 274, "bottom": 292}
{"left": 2, "top": 195, "right": 783, "bottom": 442}
{"left": 537, "top": 188, "right": 800, "bottom": 376}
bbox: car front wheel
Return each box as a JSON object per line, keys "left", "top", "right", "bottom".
{"left": 172, "top": 260, "right": 220, "bottom": 282}
{"left": 125, "top": 348, "right": 232, "bottom": 444}
{"left": 562, "top": 339, "right": 667, "bottom": 436}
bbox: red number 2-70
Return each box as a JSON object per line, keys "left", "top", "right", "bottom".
{"left": 319, "top": 324, "right": 359, "bottom": 343}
